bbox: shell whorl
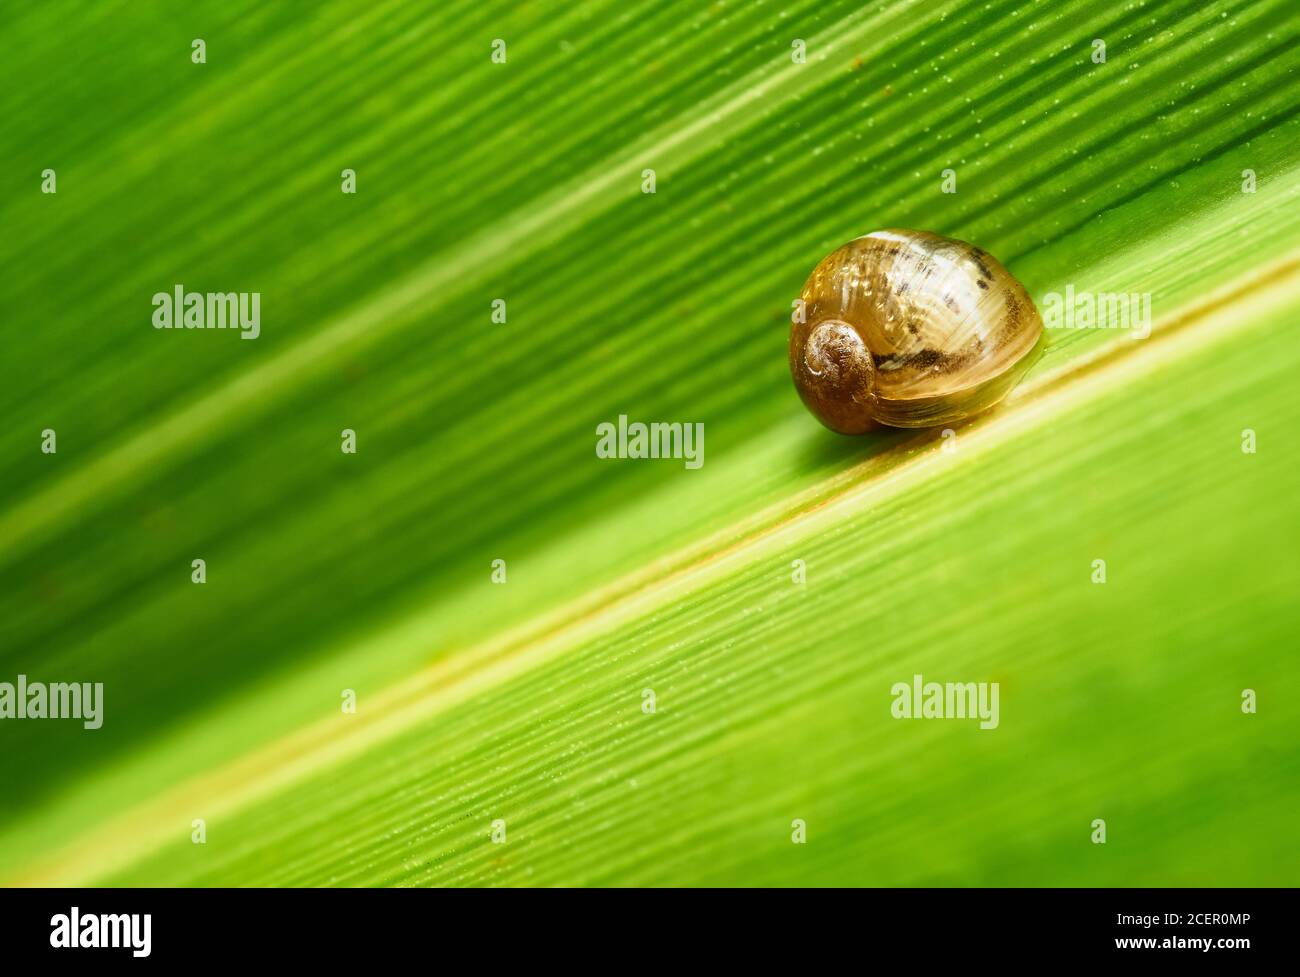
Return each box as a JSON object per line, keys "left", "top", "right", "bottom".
{"left": 791, "top": 229, "right": 1043, "bottom": 431}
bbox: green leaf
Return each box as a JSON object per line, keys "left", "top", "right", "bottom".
{"left": 1, "top": 0, "right": 1297, "bottom": 886}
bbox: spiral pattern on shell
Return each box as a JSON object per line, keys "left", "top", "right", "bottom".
{"left": 790, "top": 229, "right": 1044, "bottom": 432}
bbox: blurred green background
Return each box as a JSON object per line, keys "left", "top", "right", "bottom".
{"left": 0, "top": 0, "right": 1297, "bottom": 885}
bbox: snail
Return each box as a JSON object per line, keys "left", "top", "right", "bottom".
{"left": 789, "top": 229, "right": 1044, "bottom": 432}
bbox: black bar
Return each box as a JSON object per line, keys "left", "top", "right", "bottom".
{"left": 0, "top": 887, "right": 1282, "bottom": 964}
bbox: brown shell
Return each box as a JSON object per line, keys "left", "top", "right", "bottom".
{"left": 790, "top": 229, "right": 1044, "bottom": 432}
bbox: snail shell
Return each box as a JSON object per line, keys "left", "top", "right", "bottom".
{"left": 790, "top": 229, "right": 1044, "bottom": 432}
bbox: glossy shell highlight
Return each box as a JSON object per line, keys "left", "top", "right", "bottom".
{"left": 790, "top": 229, "right": 1044, "bottom": 432}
